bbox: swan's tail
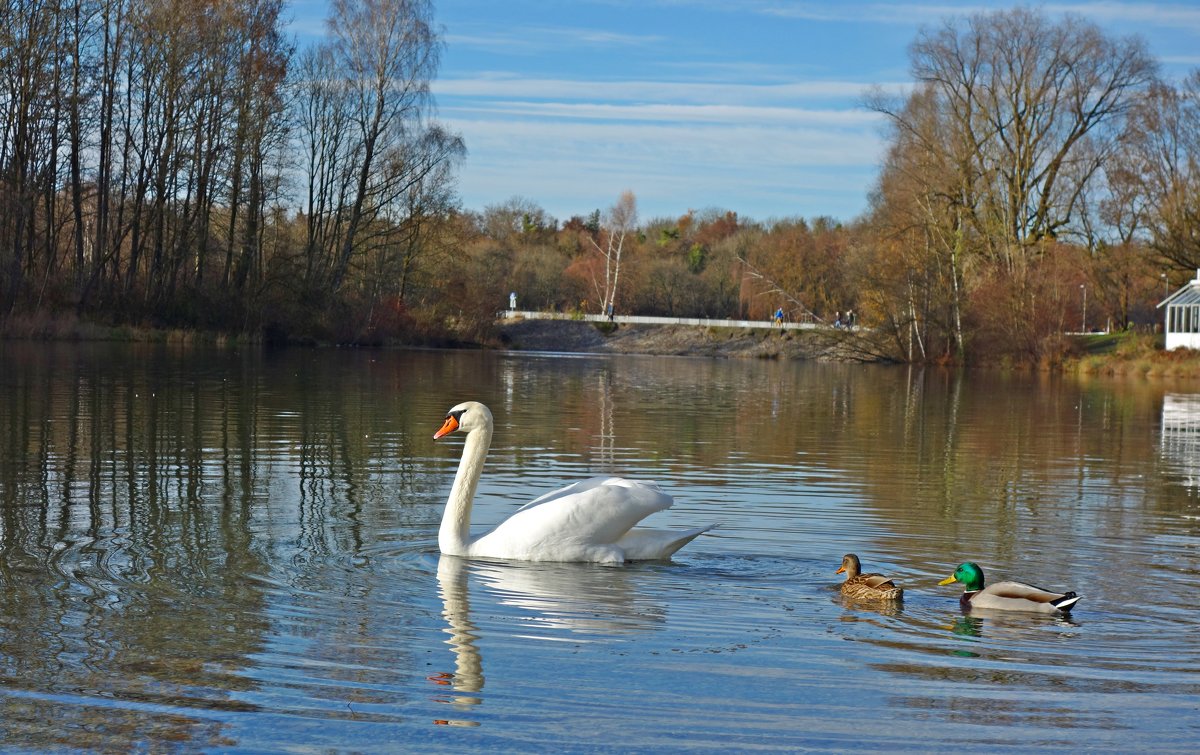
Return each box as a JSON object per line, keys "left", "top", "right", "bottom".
{"left": 619, "top": 524, "right": 717, "bottom": 561}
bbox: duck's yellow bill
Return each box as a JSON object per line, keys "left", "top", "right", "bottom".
{"left": 937, "top": 575, "right": 957, "bottom": 586}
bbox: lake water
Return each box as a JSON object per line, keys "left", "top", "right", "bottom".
{"left": 1, "top": 342, "right": 1198, "bottom": 752}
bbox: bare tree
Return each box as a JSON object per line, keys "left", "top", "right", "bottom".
{"left": 0, "top": 0, "right": 62, "bottom": 312}
{"left": 587, "top": 190, "right": 637, "bottom": 316}
{"left": 364, "top": 123, "right": 464, "bottom": 311}
{"left": 1119, "top": 73, "right": 1200, "bottom": 272}
{"left": 865, "top": 84, "right": 973, "bottom": 358}
{"left": 296, "top": 44, "right": 355, "bottom": 291}
{"left": 0, "top": 0, "right": 472, "bottom": 338}
{"left": 223, "top": 0, "right": 290, "bottom": 302}
{"left": 324, "top": 0, "right": 440, "bottom": 294}
{"left": 905, "top": 8, "right": 1156, "bottom": 255}
{"left": 866, "top": 7, "right": 1157, "bottom": 359}
{"left": 77, "top": 0, "right": 131, "bottom": 312}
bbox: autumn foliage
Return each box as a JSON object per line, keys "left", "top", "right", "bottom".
{"left": 1, "top": 5, "right": 1197, "bottom": 365}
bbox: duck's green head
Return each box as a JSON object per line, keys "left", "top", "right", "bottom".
{"left": 938, "top": 562, "right": 985, "bottom": 591}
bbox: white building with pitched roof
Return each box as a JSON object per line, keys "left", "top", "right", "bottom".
{"left": 1158, "top": 270, "right": 1200, "bottom": 351}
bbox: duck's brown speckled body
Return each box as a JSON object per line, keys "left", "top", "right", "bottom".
{"left": 836, "top": 554, "right": 903, "bottom": 602}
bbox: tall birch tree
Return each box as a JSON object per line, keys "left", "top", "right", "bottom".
{"left": 588, "top": 190, "right": 637, "bottom": 316}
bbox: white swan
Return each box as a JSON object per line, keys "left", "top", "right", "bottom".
{"left": 433, "top": 401, "right": 714, "bottom": 564}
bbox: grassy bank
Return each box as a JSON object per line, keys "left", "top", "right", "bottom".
{"left": 0, "top": 312, "right": 260, "bottom": 346}
{"left": 1066, "top": 332, "right": 1200, "bottom": 379}
{"left": 0, "top": 311, "right": 458, "bottom": 349}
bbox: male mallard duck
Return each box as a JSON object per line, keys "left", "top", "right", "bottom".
{"left": 938, "top": 562, "right": 1080, "bottom": 614}
{"left": 836, "top": 554, "right": 903, "bottom": 601}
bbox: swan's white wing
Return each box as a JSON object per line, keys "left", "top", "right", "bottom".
{"left": 515, "top": 476, "right": 670, "bottom": 514}
{"left": 506, "top": 477, "right": 671, "bottom": 540}
{"left": 471, "top": 477, "right": 674, "bottom": 561}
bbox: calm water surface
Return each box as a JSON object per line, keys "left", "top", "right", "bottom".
{"left": 1, "top": 342, "right": 1198, "bottom": 752}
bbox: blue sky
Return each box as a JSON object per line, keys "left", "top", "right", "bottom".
{"left": 290, "top": 1, "right": 1200, "bottom": 224}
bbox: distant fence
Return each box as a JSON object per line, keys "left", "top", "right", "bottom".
{"left": 499, "top": 310, "right": 822, "bottom": 331}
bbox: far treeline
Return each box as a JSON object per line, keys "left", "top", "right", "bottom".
{"left": 1, "top": 3, "right": 1198, "bottom": 364}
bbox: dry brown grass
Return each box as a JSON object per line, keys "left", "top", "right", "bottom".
{"left": 1, "top": 312, "right": 254, "bottom": 346}
{"left": 1066, "top": 332, "right": 1200, "bottom": 379}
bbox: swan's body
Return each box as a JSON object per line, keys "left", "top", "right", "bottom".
{"left": 434, "top": 401, "right": 714, "bottom": 564}
{"left": 836, "top": 553, "right": 903, "bottom": 602}
{"left": 938, "top": 562, "right": 1080, "bottom": 614}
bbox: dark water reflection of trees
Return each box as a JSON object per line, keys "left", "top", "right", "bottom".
{"left": 0, "top": 343, "right": 444, "bottom": 749}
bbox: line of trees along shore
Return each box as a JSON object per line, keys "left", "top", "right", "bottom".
{"left": 1, "top": 4, "right": 1197, "bottom": 363}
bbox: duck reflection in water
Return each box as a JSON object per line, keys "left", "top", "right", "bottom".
{"left": 943, "top": 611, "right": 1080, "bottom": 643}
{"left": 947, "top": 615, "right": 984, "bottom": 638}
{"left": 837, "top": 594, "right": 904, "bottom": 617}
{"left": 431, "top": 555, "right": 668, "bottom": 725}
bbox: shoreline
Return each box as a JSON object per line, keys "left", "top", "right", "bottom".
{"left": 495, "top": 318, "right": 1200, "bottom": 379}
{"left": 496, "top": 317, "right": 873, "bottom": 361}
{"left": 6, "top": 313, "right": 1200, "bottom": 378}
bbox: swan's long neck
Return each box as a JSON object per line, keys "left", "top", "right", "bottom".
{"left": 440, "top": 423, "right": 492, "bottom": 555}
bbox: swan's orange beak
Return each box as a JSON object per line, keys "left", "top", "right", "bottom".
{"left": 434, "top": 415, "right": 459, "bottom": 439}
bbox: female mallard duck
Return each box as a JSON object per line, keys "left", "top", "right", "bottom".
{"left": 938, "top": 562, "right": 1080, "bottom": 614}
{"left": 836, "top": 554, "right": 903, "bottom": 601}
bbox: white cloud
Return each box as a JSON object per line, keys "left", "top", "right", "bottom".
{"left": 445, "top": 26, "right": 664, "bottom": 54}
{"left": 441, "top": 100, "right": 884, "bottom": 128}
{"left": 434, "top": 75, "right": 904, "bottom": 105}
{"left": 627, "top": 0, "right": 1200, "bottom": 32}
{"left": 1042, "top": 2, "right": 1200, "bottom": 30}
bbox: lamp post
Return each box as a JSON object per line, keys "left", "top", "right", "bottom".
{"left": 1080, "top": 284, "right": 1087, "bottom": 333}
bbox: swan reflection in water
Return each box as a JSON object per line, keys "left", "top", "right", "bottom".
{"left": 431, "top": 555, "right": 668, "bottom": 726}
{"left": 431, "top": 555, "right": 485, "bottom": 726}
